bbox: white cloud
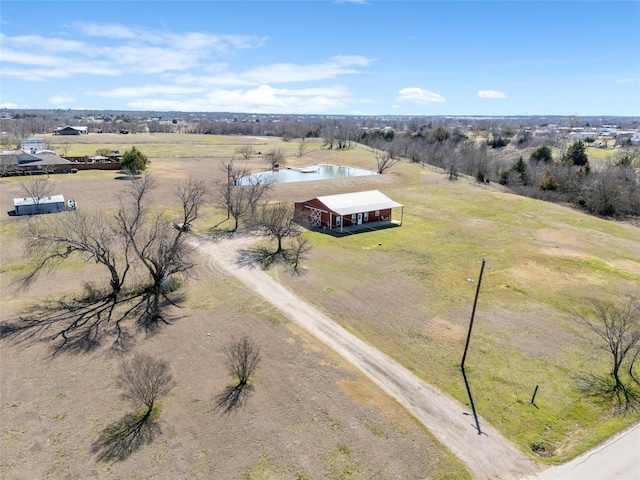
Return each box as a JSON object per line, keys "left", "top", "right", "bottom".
{"left": 335, "top": 0, "right": 369, "bottom": 4}
{"left": 395, "top": 87, "right": 446, "bottom": 105}
{"left": 71, "top": 22, "right": 267, "bottom": 53}
{"left": 0, "top": 22, "right": 371, "bottom": 112}
{"left": 50, "top": 94, "right": 75, "bottom": 105}
{"left": 0, "top": 24, "right": 269, "bottom": 80}
{"left": 72, "top": 22, "right": 158, "bottom": 41}
{"left": 0, "top": 102, "right": 18, "bottom": 109}
{"left": 478, "top": 90, "right": 507, "bottom": 99}
{"left": 2, "top": 34, "right": 87, "bottom": 52}
{"left": 241, "top": 56, "right": 371, "bottom": 84}
{"left": 124, "top": 84, "right": 356, "bottom": 114}
{"left": 165, "top": 55, "right": 373, "bottom": 87}
{"left": 96, "top": 85, "right": 205, "bottom": 98}
{"left": 616, "top": 78, "right": 638, "bottom": 84}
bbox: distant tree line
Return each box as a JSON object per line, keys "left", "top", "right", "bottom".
{"left": 3, "top": 111, "right": 639, "bottom": 218}
{"left": 358, "top": 125, "right": 640, "bottom": 219}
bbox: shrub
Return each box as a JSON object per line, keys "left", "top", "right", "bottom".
{"left": 530, "top": 146, "right": 553, "bottom": 163}
{"left": 539, "top": 175, "right": 559, "bottom": 191}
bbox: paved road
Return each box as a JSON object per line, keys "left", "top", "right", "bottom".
{"left": 526, "top": 422, "right": 640, "bottom": 480}
{"left": 194, "top": 235, "right": 537, "bottom": 480}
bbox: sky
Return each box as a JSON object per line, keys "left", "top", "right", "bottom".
{"left": 1, "top": 0, "right": 639, "bottom": 116}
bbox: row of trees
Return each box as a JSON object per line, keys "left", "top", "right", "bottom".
{"left": 359, "top": 129, "right": 640, "bottom": 218}
{"left": 498, "top": 143, "right": 640, "bottom": 217}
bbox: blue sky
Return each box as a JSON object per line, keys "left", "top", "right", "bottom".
{"left": 1, "top": 1, "right": 639, "bottom": 116}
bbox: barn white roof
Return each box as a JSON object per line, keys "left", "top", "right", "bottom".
{"left": 14, "top": 195, "right": 65, "bottom": 207}
{"left": 315, "top": 190, "right": 402, "bottom": 216}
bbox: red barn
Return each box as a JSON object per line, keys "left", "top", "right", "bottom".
{"left": 295, "top": 190, "right": 403, "bottom": 232}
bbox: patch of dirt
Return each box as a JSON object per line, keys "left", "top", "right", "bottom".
{"left": 423, "top": 316, "right": 467, "bottom": 342}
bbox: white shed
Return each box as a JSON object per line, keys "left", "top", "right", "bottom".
{"left": 14, "top": 195, "right": 66, "bottom": 215}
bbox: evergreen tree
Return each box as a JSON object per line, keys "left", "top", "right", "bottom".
{"left": 530, "top": 145, "right": 553, "bottom": 163}
{"left": 565, "top": 141, "right": 589, "bottom": 167}
{"left": 120, "top": 146, "right": 147, "bottom": 175}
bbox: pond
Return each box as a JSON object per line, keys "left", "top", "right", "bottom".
{"left": 237, "top": 164, "right": 378, "bottom": 185}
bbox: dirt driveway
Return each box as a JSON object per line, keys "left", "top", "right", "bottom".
{"left": 193, "top": 233, "right": 538, "bottom": 480}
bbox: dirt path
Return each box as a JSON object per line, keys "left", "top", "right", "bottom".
{"left": 192, "top": 234, "right": 538, "bottom": 480}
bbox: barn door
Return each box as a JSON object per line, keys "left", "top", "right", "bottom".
{"left": 310, "top": 208, "right": 321, "bottom": 226}
{"left": 357, "top": 213, "right": 363, "bottom": 225}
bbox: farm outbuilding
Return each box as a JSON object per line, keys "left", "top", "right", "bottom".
{"left": 53, "top": 126, "right": 88, "bottom": 135}
{"left": 295, "top": 190, "right": 403, "bottom": 232}
{"left": 14, "top": 195, "right": 66, "bottom": 216}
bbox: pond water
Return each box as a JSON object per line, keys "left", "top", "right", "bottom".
{"left": 238, "top": 164, "right": 378, "bottom": 185}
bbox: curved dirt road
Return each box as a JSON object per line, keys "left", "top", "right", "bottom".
{"left": 193, "top": 235, "right": 537, "bottom": 480}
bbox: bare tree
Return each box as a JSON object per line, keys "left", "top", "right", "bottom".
{"left": 265, "top": 148, "right": 284, "bottom": 169}
{"left": 0, "top": 132, "right": 16, "bottom": 151}
{"left": 297, "top": 138, "right": 307, "bottom": 157}
{"left": 225, "top": 334, "right": 261, "bottom": 388}
{"left": 218, "top": 159, "right": 271, "bottom": 232}
{"left": 116, "top": 175, "right": 203, "bottom": 322}
{"left": 252, "top": 202, "right": 301, "bottom": 253}
{"left": 288, "top": 236, "right": 312, "bottom": 275}
{"left": 59, "top": 143, "right": 71, "bottom": 158}
{"left": 175, "top": 177, "right": 208, "bottom": 230}
{"left": 19, "top": 178, "right": 55, "bottom": 213}
{"left": 1, "top": 155, "right": 19, "bottom": 176}
{"left": 578, "top": 298, "right": 640, "bottom": 411}
{"left": 335, "top": 122, "right": 353, "bottom": 150}
{"left": 236, "top": 145, "right": 254, "bottom": 160}
{"left": 375, "top": 151, "right": 400, "bottom": 174}
{"left": 118, "top": 354, "right": 174, "bottom": 417}
{"left": 322, "top": 125, "right": 335, "bottom": 149}
{"left": 21, "top": 211, "right": 131, "bottom": 299}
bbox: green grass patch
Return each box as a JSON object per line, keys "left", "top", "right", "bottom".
{"left": 278, "top": 161, "right": 640, "bottom": 463}
{"left": 324, "top": 443, "right": 358, "bottom": 479}
{"left": 586, "top": 146, "right": 617, "bottom": 161}
{"left": 242, "top": 454, "right": 307, "bottom": 480}
{"left": 47, "top": 134, "right": 327, "bottom": 160}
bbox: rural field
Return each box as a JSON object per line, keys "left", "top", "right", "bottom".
{"left": 1, "top": 133, "right": 639, "bottom": 478}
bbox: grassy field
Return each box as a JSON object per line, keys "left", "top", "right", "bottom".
{"left": 0, "top": 136, "right": 471, "bottom": 480}
{"left": 2, "top": 133, "right": 639, "bottom": 475}
{"left": 275, "top": 161, "right": 640, "bottom": 464}
{"left": 43, "top": 132, "right": 327, "bottom": 159}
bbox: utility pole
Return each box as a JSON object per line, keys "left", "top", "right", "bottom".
{"left": 461, "top": 257, "right": 488, "bottom": 435}
{"left": 461, "top": 257, "right": 487, "bottom": 369}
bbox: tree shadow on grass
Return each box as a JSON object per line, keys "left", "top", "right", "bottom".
{"left": 215, "top": 383, "right": 255, "bottom": 414}
{"left": 0, "top": 287, "right": 184, "bottom": 355}
{"left": 91, "top": 410, "right": 160, "bottom": 462}
{"left": 236, "top": 245, "right": 288, "bottom": 271}
{"left": 576, "top": 373, "right": 640, "bottom": 413}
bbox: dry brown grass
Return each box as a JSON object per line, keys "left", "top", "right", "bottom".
{"left": 0, "top": 138, "right": 470, "bottom": 479}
